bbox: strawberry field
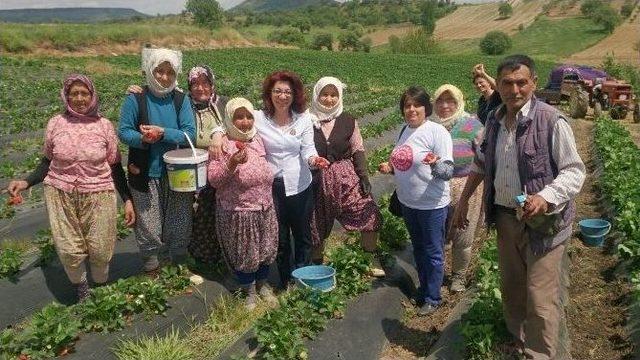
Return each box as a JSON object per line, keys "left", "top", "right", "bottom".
{"left": 12, "top": 49, "right": 640, "bottom": 359}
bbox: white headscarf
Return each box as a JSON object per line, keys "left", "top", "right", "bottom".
{"left": 428, "top": 84, "right": 468, "bottom": 130}
{"left": 143, "top": 48, "right": 182, "bottom": 97}
{"left": 309, "top": 76, "right": 346, "bottom": 128}
{"left": 224, "top": 98, "right": 257, "bottom": 142}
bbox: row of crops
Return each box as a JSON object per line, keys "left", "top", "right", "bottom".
{"left": 593, "top": 117, "right": 640, "bottom": 294}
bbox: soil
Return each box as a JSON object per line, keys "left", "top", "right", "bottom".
{"left": 620, "top": 114, "right": 640, "bottom": 147}
{"left": 379, "top": 116, "right": 636, "bottom": 359}
{"left": 433, "top": 0, "right": 545, "bottom": 40}
{"left": 566, "top": 5, "right": 640, "bottom": 67}
{"left": 379, "top": 228, "right": 488, "bottom": 359}
{"left": 365, "top": 24, "right": 418, "bottom": 47}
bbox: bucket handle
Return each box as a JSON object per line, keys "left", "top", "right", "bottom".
{"left": 603, "top": 223, "right": 612, "bottom": 236}
{"left": 181, "top": 131, "right": 197, "bottom": 158}
{"left": 294, "top": 276, "right": 336, "bottom": 292}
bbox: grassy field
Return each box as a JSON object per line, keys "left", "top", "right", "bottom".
{"left": 440, "top": 16, "right": 611, "bottom": 62}
{"left": 0, "top": 21, "right": 250, "bottom": 53}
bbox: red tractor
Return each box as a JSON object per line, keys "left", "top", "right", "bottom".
{"left": 535, "top": 64, "right": 638, "bottom": 121}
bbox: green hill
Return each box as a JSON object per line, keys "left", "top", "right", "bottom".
{"left": 233, "top": 0, "right": 338, "bottom": 12}
{"left": 0, "top": 8, "right": 149, "bottom": 23}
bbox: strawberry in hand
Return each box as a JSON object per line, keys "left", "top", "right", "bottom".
{"left": 235, "top": 141, "right": 247, "bottom": 151}
{"left": 7, "top": 194, "right": 23, "bottom": 206}
{"left": 313, "top": 156, "right": 330, "bottom": 169}
{"left": 422, "top": 152, "right": 439, "bottom": 165}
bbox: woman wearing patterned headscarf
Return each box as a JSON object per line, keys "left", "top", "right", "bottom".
{"left": 128, "top": 65, "right": 227, "bottom": 266}
{"left": 118, "top": 48, "right": 196, "bottom": 274}
{"left": 7, "top": 74, "right": 134, "bottom": 302}
{"left": 428, "top": 84, "right": 484, "bottom": 294}
{"left": 208, "top": 98, "right": 278, "bottom": 310}
{"left": 308, "top": 76, "right": 384, "bottom": 276}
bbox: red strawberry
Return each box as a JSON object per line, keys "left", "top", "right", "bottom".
{"left": 423, "top": 152, "right": 437, "bottom": 164}
{"left": 235, "top": 141, "right": 247, "bottom": 151}
{"left": 7, "top": 194, "right": 23, "bottom": 206}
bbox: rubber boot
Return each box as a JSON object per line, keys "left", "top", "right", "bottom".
{"left": 241, "top": 282, "right": 257, "bottom": 311}
{"left": 256, "top": 280, "right": 278, "bottom": 305}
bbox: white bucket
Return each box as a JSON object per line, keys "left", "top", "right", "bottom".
{"left": 163, "top": 132, "right": 209, "bottom": 192}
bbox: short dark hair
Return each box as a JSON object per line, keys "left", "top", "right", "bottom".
{"left": 399, "top": 86, "right": 432, "bottom": 117}
{"left": 262, "top": 70, "right": 306, "bottom": 117}
{"left": 496, "top": 54, "right": 537, "bottom": 79}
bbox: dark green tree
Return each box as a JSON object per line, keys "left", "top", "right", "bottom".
{"left": 479, "top": 30, "right": 512, "bottom": 55}
{"left": 185, "top": 0, "right": 223, "bottom": 28}
{"left": 311, "top": 33, "right": 334, "bottom": 51}
{"left": 418, "top": 0, "right": 438, "bottom": 35}
{"left": 498, "top": 2, "right": 513, "bottom": 18}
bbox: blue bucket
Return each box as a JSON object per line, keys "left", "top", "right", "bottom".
{"left": 291, "top": 265, "right": 336, "bottom": 292}
{"left": 578, "top": 219, "right": 611, "bottom": 247}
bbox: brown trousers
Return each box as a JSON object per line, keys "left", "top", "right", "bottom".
{"left": 44, "top": 186, "right": 117, "bottom": 284}
{"left": 495, "top": 208, "right": 570, "bottom": 360}
{"left": 447, "top": 177, "right": 484, "bottom": 276}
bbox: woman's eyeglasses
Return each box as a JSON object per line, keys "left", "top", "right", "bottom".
{"left": 272, "top": 89, "right": 293, "bottom": 96}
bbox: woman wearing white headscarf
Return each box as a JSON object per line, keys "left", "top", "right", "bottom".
{"left": 208, "top": 98, "right": 278, "bottom": 310}
{"left": 118, "top": 48, "right": 196, "bottom": 273}
{"left": 309, "top": 76, "right": 383, "bottom": 276}
{"left": 428, "top": 84, "right": 484, "bottom": 293}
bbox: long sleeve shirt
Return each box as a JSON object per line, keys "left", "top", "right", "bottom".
{"left": 118, "top": 92, "right": 196, "bottom": 178}
{"left": 208, "top": 135, "right": 274, "bottom": 211}
{"left": 254, "top": 110, "right": 318, "bottom": 196}
{"left": 471, "top": 100, "right": 585, "bottom": 211}
{"left": 391, "top": 121, "right": 454, "bottom": 210}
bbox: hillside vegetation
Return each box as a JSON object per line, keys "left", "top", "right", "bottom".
{"left": 0, "top": 8, "right": 148, "bottom": 23}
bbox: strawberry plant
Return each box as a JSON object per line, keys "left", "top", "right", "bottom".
{"left": 1, "top": 303, "right": 81, "bottom": 360}
{"left": 0, "top": 248, "right": 23, "bottom": 279}
{"left": 117, "top": 208, "right": 132, "bottom": 240}
{"left": 33, "top": 229, "right": 56, "bottom": 266}
{"left": 593, "top": 116, "right": 640, "bottom": 302}
{"left": 367, "top": 145, "right": 393, "bottom": 175}
{"left": 459, "top": 235, "right": 509, "bottom": 359}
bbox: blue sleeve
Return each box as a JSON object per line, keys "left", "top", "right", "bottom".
{"left": 163, "top": 95, "right": 196, "bottom": 146}
{"left": 118, "top": 95, "right": 145, "bottom": 149}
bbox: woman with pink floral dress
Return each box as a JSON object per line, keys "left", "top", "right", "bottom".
{"left": 7, "top": 74, "right": 135, "bottom": 302}
{"left": 208, "top": 98, "right": 278, "bottom": 310}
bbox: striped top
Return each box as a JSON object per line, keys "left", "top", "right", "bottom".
{"left": 472, "top": 100, "right": 585, "bottom": 210}
{"left": 450, "top": 114, "right": 484, "bottom": 178}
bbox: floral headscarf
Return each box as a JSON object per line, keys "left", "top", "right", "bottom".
{"left": 224, "top": 97, "right": 257, "bottom": 142}
{"left": 60, "top": 74, "right": 100, "bottom": 121}
{"left": 428, "top": 84, "right": 468, "bottom": 130}
{"left": 188, "top": 65, "right": 218, "bottom": 108}
{"left": 309, "top": 76, "right": 346, "bottom": 128}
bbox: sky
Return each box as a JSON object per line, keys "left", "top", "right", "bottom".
{"left": 0, "top": 0, "right": 498, "bottom": 15}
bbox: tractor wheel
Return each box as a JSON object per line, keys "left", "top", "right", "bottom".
{"left": 593, "top": 102, "right": 603, "bottom": 119}
{"left": 634, "top": 103, "right": 640, "bottom": 123}
{"left": 569, "top": 87, "right": 589, "bottom": 119}
{"left": 610, "top": 105, "right": 628, "bottom": 120}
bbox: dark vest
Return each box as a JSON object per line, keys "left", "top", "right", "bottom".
{"left": 313, "top": 113, "right": 356, "bottom": 162}
{"left": 482, "top": 96, "right": 576, "bottom": 255}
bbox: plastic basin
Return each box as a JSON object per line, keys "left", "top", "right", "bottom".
{"left": 578, "top": 219, "right": 611, "bottom": 247}
{"left": 291, "top": 265, "right": 336, "bottom": 292}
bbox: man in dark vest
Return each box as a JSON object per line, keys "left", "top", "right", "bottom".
{"left": 453, "top": 54, "right": 585, "bottom": 359}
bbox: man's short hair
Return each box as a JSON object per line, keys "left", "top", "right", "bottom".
{"left": 496, "top": 54, "right": 537, "bottom": 79}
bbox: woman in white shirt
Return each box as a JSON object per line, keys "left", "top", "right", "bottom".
{"left": 255, "top": 71, "right": 329, "bottom": 288}
{"left": 379, "top": 86, "right": 454, "bottom": 316}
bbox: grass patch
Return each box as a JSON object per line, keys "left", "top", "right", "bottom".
{"left": 114, "top": 328, "right": 194, "bottom": 360}
{"left": 509, "top": 16, "right": 609, "bottom": 60}
{"left": 186, "top": 295, "right": 270, "bottom": 359}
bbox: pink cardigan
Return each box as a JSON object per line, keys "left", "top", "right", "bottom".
{"left": 208, "top": 135, "right": 274, "bottom": 211}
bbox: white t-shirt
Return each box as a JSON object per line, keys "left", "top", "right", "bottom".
{"left": 391, "top": 121, "right": 453, "bottom": 210}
